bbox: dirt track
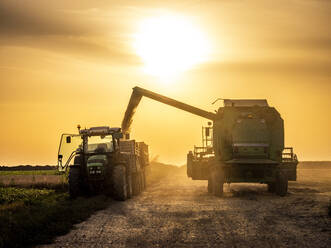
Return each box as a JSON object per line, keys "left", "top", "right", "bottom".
{"left": 40, "top": 165, "right": 331, "bottom": 248}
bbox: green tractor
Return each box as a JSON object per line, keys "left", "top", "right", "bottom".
{"left": 57, "top": 126, "right": 149, "bottom": 200}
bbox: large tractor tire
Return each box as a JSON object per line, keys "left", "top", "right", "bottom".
{"left": 112, "top": 165, "right": 128, "bottom": 201}
{"left": 212, "top": 168, "right": 224, "bottom": 197}
{"left": 275, "top": 171, "right": 288, "bottom": 197}
{"left": 68, "top": 166, "right": 81, "bottom": 199}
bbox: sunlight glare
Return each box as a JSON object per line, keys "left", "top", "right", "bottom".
{"left": 133, "top": 15, "right": 210, "bottom": 80}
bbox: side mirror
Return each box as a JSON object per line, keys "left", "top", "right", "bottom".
{"left": 125, "top": 133, "right": 130, "bottom": 140}
{"left": 58, "top": 154, "right": 63, "bottom": 160}
{"left": 113, "top": 132, "right": 123, "bottom": 139}
{"left": 66, "top": 136, "right": 71, "bottom": 143}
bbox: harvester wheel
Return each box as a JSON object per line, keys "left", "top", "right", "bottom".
{"left": 68, "top": 166, "right": 81, "bottom": 199}
{"left": 208, "top": 173, "right": 213, "bottom": 193}
{"left": 267, "top": 183, "right": 276, "bottom": 193}
{"left": 275, "top": 171, "right": 288, "bottom": 197}
{"left": 112, "top": 165, "right": 128, "bottom": 201}
{"left": 187, "top": 152, "right": 193, "bottom": 177}
{"left": 212, "top": 169, "right": 224, "bottom": 197}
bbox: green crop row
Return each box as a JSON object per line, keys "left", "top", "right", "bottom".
{"left": 0, "top": 170, "right": 60, "bottom": 176}
{"left": 0, "top": 187, "right": 54, "bottom": 205}
{"left": 0, "top": 186, "right": 110, "bottom": 248}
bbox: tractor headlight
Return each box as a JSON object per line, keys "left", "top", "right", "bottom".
{"left": 89, "top": 166, "right": 102, "bottom": 174}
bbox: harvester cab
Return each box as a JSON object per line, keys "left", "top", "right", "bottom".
{"left": 57, "top": 125, "right": 149, "bottom": 200}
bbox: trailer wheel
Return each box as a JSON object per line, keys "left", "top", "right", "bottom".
{"left": 142, "top": 170, "right": 147, "bottom": 189}
{"left": 132, "top": 173, "right": 140, "bottom": 196}
{"left": 112, "top": 165, "right": 128, "bottom": 201}
{"left": 140, "top": 171, "right": 145, "bottom": 191}
{"left": 212, "top": 168, "right": 224, "bottom": 197}
{"left": 137, "top": 172, "right": 142, "bottom": 193}
{"left": 68, "top": 166, "right": 81, "bottom": 199}
{"left": 127, "top": 174, "right": 133, "bottom": 199}
{"left": 275, "top": 171, "right": 288, "bottom": 197}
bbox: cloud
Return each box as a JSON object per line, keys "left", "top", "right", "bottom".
{"left": 273, "top": 37, "right": 331, "bottom": 52}
{"left": 0, "top": 1, "right": 141, "bottom": 64}
{"left": 198, "top": 60, "right": 331, "bottom": 78}
{"left": 0, "top": 3, "right": 88, "bottom": 36}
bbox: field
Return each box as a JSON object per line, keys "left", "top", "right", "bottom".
{"left": 0, "top": 169, "right": 110, "bottom": 248}
{"left": 0, "top": 162, "right": 330, "bottom": 248}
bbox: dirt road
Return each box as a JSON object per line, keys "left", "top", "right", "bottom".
{"left": 40, "top": 165, "right": 330, "bottom": 248}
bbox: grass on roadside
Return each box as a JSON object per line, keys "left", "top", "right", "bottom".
{"left": 0, "top": 186, "right": 110, "bottom": 248}
{"left": 0, "top": 170, "right": 66, "bottom": 189}
{"left": 0, "top": 170, "right": 59, "bottom": 176}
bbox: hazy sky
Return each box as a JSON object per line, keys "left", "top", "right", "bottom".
{"left": 1, "top": 0, "right": 330, "bottom": 165}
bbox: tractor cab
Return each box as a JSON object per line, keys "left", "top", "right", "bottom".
{"left": 57, "top": 126, "right": 123, "bottom": 173}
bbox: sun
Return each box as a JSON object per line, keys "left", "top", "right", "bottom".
{"left": 133, "top": 14, "right": 210, "bottom": 79}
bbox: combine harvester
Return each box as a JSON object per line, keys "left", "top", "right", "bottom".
{"left": 122, "top": 86, "right": 298, "bottom": 196}
{"left": 57, "top": 126, "right": 149, "bottom": 200}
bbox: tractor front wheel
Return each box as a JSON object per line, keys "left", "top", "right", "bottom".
{"left": 112, "top": 165, "right": 128, "bottom": 201}
{"left": 68, "top": 166, "right": 81, "bottom": 199}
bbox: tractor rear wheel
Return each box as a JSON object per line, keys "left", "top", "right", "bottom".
{"left": 275, "top": 171, "right": 288, "bottom": 196}
{"left": 68, "top": 166, "right": 81, "bottom": 198}
{"left": 112, "top": 165, "right": 128, "bottom": 201}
